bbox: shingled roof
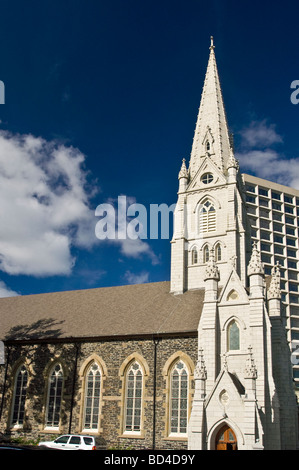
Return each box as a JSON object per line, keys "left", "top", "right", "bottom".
{"left": 0, "top": 281, "right": 204, "bottom": 343}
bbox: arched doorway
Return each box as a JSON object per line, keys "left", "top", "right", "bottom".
{"left": 215, "top": 424, "right": 238, "bottom": 450}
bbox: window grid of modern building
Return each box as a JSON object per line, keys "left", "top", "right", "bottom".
{"left": 243, "top": 173, "right": 299, "bottom": 385}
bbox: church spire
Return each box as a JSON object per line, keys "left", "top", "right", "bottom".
{"left": 189, "top": 37, "right": 231, "bottom": 178}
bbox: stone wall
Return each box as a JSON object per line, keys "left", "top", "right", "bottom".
{"left": 0, "top": 335, "right": 197, "bottom": 450}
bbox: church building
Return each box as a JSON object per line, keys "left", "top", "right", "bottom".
{"left": 0, "top": 38, "right": 298, "bottom": 450}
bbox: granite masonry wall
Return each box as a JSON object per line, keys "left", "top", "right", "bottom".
{"left": 0, "top": 335, "right": 197, "bottom": 450}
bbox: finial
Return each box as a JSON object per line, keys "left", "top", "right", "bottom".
{"left": 268, "top": 262, "right": 281, "bottom": 300}
{"left": 178, "top": 158, "right": 188, "bottom": 179}
{"left": 245, "top": 345, "right": 257, "bottom": 379}
{"left": 210, "top": 36, "right": 215, "bottom": 50}
{"left": 204, "top": 248, "right": 220, "bottom": 281}
{"left": 247, "top": 241, "right": 264, "bottom": 276}
{"left": 227, "top": 148, "right": 239, "bottom": 170}
{"left": 194, "top": 347, "right": 207, "bottom": 380}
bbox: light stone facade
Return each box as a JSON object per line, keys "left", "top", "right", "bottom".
{"left": 171, "top": 38, "right": 298, "bottom": 449}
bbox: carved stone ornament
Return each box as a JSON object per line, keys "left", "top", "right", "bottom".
{"left": 178, "top": 158, "right": 188, "bottom": 179}
{"left": 219, "top": 389, "right": 229, "bottom": 406}
{"left": 247, "top": 242, "right": 264, "bottom": 276}
{"left": 204, "top": 248, "right": 220, "bottom": 280}
{"left": 194, "top": 347, "right": 207, "bottom": 380}
{"left": 244, "top": 346, "right": 257, "bottom": 379}
{"left": 268, "top": 262, "right": 281, "bottom": 300}
{"left": 227, "top": 148, "right": 239, "bottom": 170}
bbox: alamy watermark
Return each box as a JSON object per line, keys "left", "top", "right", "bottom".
{"left": 290, "top": 80, "right": 299, "bottom": 104}
{"left": 0, "top": 341, "right": 4, "bottom": 365}
{"left": 95, "top": 196, "right": 177, "bottom": 240}
{"left": 0, "top": 80, "right": 4, "bottom": 104}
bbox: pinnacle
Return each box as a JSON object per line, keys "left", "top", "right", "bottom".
{"left": 247, "top": 242, "right": 264, "bottom": 276}
{"left": 189, "top": 37, "right": 231, "bottom": 178}
{"left": 178, "top": 158, "right": 188, "bottom": 179}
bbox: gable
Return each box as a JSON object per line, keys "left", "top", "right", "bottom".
{"left": 205, "top": 367, "right": 245, "bottom": 412}
{"left": 218, "top": 269, "right": 249, "bottom": 306}
{"left": 187, "top": 156, "right": 226, "bottom": 192}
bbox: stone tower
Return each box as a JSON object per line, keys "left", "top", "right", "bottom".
{"left": 170, "top": 36, "right": 248, "bottom": 295}
{"left": 171, "top": 38, "right": 298, "bottom": 450}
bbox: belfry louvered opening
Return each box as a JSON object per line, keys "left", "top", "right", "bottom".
{"left": 200, "top": 200, "right": 216, "bottom": 233}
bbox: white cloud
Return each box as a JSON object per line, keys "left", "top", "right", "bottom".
{"left": 236, "top": 119, "right": 299, "bottom": 189}
{"left": 0, "top": 128, "right": 160, "bottom": 298}
{"left": 239, "top": 119, "right": 283, "bottom": 148}
{"left": 0, "top": 130, "right": 97, "bottom": 277}
{"left": 238, "top": 149, "right": 299, "bottom": 190}
{"left": 119, "top": 238, "right": 159, "bottom": 265}
{"left": 124, "top": 270, "right": 149, "bottom": 285}
{"left": 0, "top": 280, "right": 19, "bottom": 298}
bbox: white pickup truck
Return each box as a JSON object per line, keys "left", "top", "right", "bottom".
{"left": 38, "top": 434, "right": 99, "bottom": 450}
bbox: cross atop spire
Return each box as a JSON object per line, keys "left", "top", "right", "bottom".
{"left": 189, "top": 37, "right": 231, "bottom": 178}
{"left": 210, "top": 35, "right": 215, "bottom": 50}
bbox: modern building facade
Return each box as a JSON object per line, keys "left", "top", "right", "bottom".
{"left": 0, "top": 38, "right": 298, "bottom": 450}
{"left": 243, "top": 173, "right": 299, "bottom": 389}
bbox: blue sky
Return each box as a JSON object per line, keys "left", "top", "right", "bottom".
{"left": 0, "top": 0, "right": 298, "bottom": 296}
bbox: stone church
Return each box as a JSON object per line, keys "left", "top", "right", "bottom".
{"left": 0, "top": 38, "right": 298, "bottom": 450}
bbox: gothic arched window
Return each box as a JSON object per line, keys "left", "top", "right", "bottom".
{"left": 192, "top": 247, "right": 198, "bottom": 264}
{"left": 215, "top": 243, "right": 222, "bottom": 262}
{"left": 83, "top": 362, "right": 102, "bottom": 431}
{"left": 203, "top": 245, "right": 210, "bottom": 264}
{"left": 169, "top": 360, "right": 188, "bottom": 435}
{"left": 227, "top": 321, "right": 240, "bottom": 351}
{"left": 11, "top": 365, "right": 28, "bottom": 427}
{"left": 200, "top": 200, "right": 216, "bottom": 233}
{"left": 46, "top": 363, "right": 63, "bottom": 429}
{"left": 124, "top": 361, "right": 143, "bottom": 433}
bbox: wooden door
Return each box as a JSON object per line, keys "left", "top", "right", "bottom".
{"left": 215, "top": 425, "right": 237, "bottom": 450}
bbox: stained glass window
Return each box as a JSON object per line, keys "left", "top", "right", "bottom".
{"left": 46, "top": 364, "right": 63, "bottom": 428}
{"left": 124, "top": 361, "right": 143, "bottom": 433}
{"left": 170, "top": 360, "right": 188, "bottom": 435}
{"left": 11, "top": 365, "right": 28, "bottom": 426}
{"left": 228, "top": 321, "right": 240, "bottom": 351}
{"left": 83, "top": 362, "right": 101, "bottom": 431}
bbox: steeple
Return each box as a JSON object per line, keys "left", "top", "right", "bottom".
{"left": 189, "top": 37, "right": 231, "bottom": 178}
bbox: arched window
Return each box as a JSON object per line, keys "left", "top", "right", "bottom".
{"left": 11, "top": 365, "right": 28, "bottom": 427}
{"left": 199, "top": 200, "right": 216, "bottom": 233}
{"left": 206, "top": 141, "right": 211, "bottom": 151}
{"left": 83, "top": 362, "right": 102, "bottom": 431}
{"left": 227, "top": 321, "right": 240, "bottom": 351}
{"left": 169, "top": 360, "right": 188, "bottom": 435}
{"left": 192, "top": 247, "right": 198, "bottom": 264}
{"left": 124, "top": 361, "right": 143, "bottom": 433}
{"left": 215, "top": 243, "right": 222, "bottom": 261}
{"left": 46, "top": 363, "right": 63, "bottom": 429}
{"left": 203, "top": 245, "right": 210, "bottom": 264}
